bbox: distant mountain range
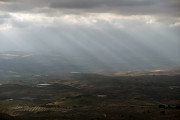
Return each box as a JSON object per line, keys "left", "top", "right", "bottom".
{"left": 0, "top": 51, "right": 179, "bottom": 76}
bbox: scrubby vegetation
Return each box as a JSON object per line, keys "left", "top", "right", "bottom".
{"left": 0, "top": 73, "right": 180, "bottom": 120}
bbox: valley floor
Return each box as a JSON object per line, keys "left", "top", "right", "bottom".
{"left": 0, "top": 74, "right": 180, "bottom": 120}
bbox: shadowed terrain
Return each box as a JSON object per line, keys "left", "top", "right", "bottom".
{"left": 0, "top": 71, "right": 179, "bottom": 120}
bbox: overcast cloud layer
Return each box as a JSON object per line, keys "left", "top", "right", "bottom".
{"left": 0, "top": 0, "right": 180, "bottom": 17}
{"left": 0, "top": 0, "right": 180, "bottom": 28}
{"left": 0, "top": 0, "right": 180, "bottom": 71}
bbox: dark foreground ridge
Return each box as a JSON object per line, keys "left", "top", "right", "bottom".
{"left": 0, "top": 73, "right": 180, "bottom": 120}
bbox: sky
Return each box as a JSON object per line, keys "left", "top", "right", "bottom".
{"left": 0, "top": 0, "right": 180, "bottom": 70}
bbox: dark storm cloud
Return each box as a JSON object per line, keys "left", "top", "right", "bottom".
{"left": 0, "top": 0, "right": 179, "bottom": 17}
{"left": 0, "top": 0, "right": 11, "bottom": 1}
{"left": 48, "top": 0, "right": 179, "bottom": 17}
{"left": 50, "top": 0, "right": 155, "bottom": 9}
